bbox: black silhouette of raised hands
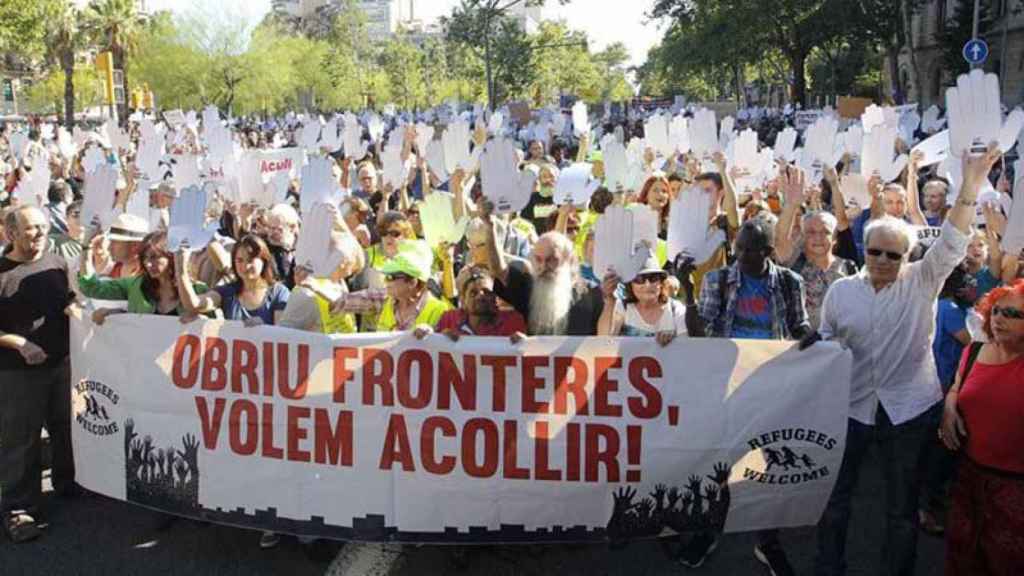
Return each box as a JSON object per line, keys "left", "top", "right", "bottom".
{"left": 142, "top": 435, "right": 154, "bottom": 461}
{"left": 179, "top": 433, "right": 200, "bottom": 472}
{"left": 687, "top": 475, "right": 702, "bottom": 492}
{"left": 129, "top": 438, "right": 143, "bottom": 464}
{"left": 704, "top": 484, "right": 719, "bottom": 501}
{"left": 650, "top": 484, "right": 667, "bottom": 507}
{"left": 636, "top": 498, "right": 654, "bottom": 519}
{"left": 708, "top": 462, "right": 730, "bottom": 486}
{"left": 666, "top": 486, "right": 681, "bottom": 509}
{"left": 612, "top": 486, "right": 637, "bottom": 513}
{"left": 174, "top": 459, "right": 188, "bottom": 483}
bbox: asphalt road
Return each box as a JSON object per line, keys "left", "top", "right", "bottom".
{"left": 1, "top": 447, "right": 945, "bottom": 576}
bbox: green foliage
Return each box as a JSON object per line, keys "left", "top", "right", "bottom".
{"left": 0, "top": 0, "right": 57, "bottom": 60}
{"left": 24, "top": 66, "right": 103, "bottom": 113}
{"left": 939, "top": 0, "right": 992, "bottom": 77}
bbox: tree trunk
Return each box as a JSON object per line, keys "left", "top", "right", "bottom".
{"left": 114, "top": 46, "right": 129, "bottom": 125}
{"left": 62, "top": 49, "right": 76, "bottom": 129}
{"left": 788, "top": 50, "right": 807, "bottom": 106}
{"left": 900, "top": 0, "right": 923, "bottom": 103}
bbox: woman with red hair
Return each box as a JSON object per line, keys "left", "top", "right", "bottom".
{"left": 638, "top": 173, "right": 673, "bottom": 238}
{"left": 940, "top": 279, "right": 1024, "bottom": 575}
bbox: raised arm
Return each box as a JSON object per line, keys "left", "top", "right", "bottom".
{"left": 712, "top": 152, "right": 740, "bottom": 229}
{"left": 176, "top": 248, "right": 220, "bottom": 315}
{"left": 904, "top": 151, "right": 928, "bottom": 226}
{"left": 775, "top": 166, "right": 805, "bottom": 264}
{"left": 824, "top": 166, "right": 850, "bottom": 231}
{"left": 947, "top": 144, "right": 1000, "bottom": 235}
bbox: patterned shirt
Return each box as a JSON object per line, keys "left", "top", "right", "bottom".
{"left": 697, "top": 261, "right": 810, "bottom": 340}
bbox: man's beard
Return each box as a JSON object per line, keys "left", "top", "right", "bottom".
{"left": 529, "top": 266, "right": 573, "bottom": 336}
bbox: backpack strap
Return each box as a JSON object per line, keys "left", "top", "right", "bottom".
{"left": 959, "top": 342, "right": 985, "bottom": 385}
{"left": 717, "top": 267, "right": 729, "bottom": 321}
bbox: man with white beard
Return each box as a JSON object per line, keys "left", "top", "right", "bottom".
{"left": 481, "top": 210, "right": 603, "bottom": 337}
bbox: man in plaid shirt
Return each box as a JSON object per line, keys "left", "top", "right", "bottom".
{"left": 678, "top": 216, "right": 810, "bottom": 576}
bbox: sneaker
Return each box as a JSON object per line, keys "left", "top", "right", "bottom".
{"left": 259, "top": 530, "right": 281, "bottom": 549}
{"left": 678, "top": 532, "right": 719, "bottom": 568}
{"left": 4, "top": 512, "right": 42, "bottom": 544}
{"left": 754, "top": 541, "right": 795, "bottom": 576}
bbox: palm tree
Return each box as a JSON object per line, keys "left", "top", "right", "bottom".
{"left": 85, "top": 0, "right": 143, "bottom": 124}
{"left": 46, "top": 1, "right": 85, "bottom": 128}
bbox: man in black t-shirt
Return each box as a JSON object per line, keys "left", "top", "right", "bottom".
{"left": 0, "top": 206, "right": 76, "bottom": 543}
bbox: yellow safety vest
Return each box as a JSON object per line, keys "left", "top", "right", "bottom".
{"left": 307, "top": 278, "right": 357, "bottom": 335}
{"left": 378, "top": 294, "right": 451, "bottom": 332}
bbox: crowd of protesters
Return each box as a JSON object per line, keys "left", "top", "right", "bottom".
{"left": 0, "top": 97, "right": 1022, "bottom": 576}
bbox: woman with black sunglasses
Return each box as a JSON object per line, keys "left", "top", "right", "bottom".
{"left": 940, "top": 279, "right": 1024, "bottom": 574}
{"left": 596, "top": 255, "right": 686, "bottom": 347}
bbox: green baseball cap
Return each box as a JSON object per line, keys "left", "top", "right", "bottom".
{"left": 380, "top": 240, "right": 434, "bottom": 282}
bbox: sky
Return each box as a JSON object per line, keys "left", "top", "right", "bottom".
{"left": 143, "top": 0, "right": 664, "bottom": 67}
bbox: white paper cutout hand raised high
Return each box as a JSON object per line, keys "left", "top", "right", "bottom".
{"left": 860, "top": 125, "right": 908, "bottom": 183}
{"left": 644, "top": 114, "right": 673, "bottom": 160}
{"left": 572, "top": 101, "right": 590, "bottom": 138}
{"left": 8, "top": 131, "right": 28, "bottom": 163}
{"left": 13, "top": 164, "right": 49, "bottom": 207}
{"left": 773, "top": 127, "right": 797, "bottom": 162}
{"left": 293, "top": 203, "right": 339, "bottom": 278}
{"left": 593, "top": 204, "right": 659, "bottom": 283}
{"left": 80, "top": 164, "right": 119, "bottom": 232}
{"left": 419, "top": 192, "right": 469, "bottom": 248}
{"left": 301, "top": 156, "right": 344, "bottom": 215}
{"left": 342, "top": 113, "right": 369, "bottom": 161}
{"left": 479, "top": 138, "right": 536, "bottom": 215}
{"left": 670, "top": 114, "right": 691, "bottom": 155}
{"left": 554, "top": 163, "right": 600, "bottom": 207}
{"left": 82, "top": 146, "right": 107, "bottom": 174}
{"left": 298, "top": 117, "right": 322, "bottom": 153}
{"left": 442, "top": 119, "right": 474, "bottom": 174}
{"left": 381, "top": 138, "right": 407, "bottom": 191}
{"left": 689, "top": 108, "right": 719, "bottom": 159}
{"left": 425, "top": 139, "right": 449, "bottom": 183}
{"left": 167, "top": 185, "right": 215, "bottom": 252}
{"left": 667, "top": 185, "right": 726, "bottom": 265}
{"left": 946, "top": 69, "right": 1024, "bottom": 156}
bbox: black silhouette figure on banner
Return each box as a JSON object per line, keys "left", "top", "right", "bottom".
{"left": 799, "top": 453, "right": 817, "bottom": 469}
{"left": 124, "top": 418, "right": 199, "bottom": 512}
{"left": 764, "top": 447, "right": 784, "bottom": 471}
{"left": 85, "top": 395, "right": 110, "bottom": 421}
{"left": 606, "top": 462, "right": 732, "bottom": 543}
{"left": 779, "top": 447, "right": 800, "bottom": 471}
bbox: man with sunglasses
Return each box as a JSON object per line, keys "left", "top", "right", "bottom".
{"left": 812, "top": 145, "right": 1002, "bottom": 576}
{"left": 682, "top": 214, "right": 809, "bottom": 575}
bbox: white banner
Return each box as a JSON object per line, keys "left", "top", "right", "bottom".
{"left": 70, "top": 315, "right": 851, "bottom": 543}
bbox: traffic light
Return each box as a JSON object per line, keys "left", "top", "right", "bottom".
{"left": 95, "top": 51, "right": 115, "bottom": 105}
{"left": 131, "top": 87, "right": 141, "bottom": 109}
{"left": 143, "top": 83, "right": 154, "bottom": 109}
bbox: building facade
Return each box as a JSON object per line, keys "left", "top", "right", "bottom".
{"left": 894, "top": 0, "right": 1024, "bottom": 107}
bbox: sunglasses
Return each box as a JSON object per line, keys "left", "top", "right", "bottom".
{"left": 993, "top": 305, "right": 1024, "bottom": 320}
{"left": 383, "top": 230, "right": 404, "bottom": 238}
{"left": 386, "top": 273, "right": 414, "bottom": 283}
{"left": 866, "top": 248, "right": 904, "bottom": 261}
{"left": 632, "top": 273, "right": 666, "bottom": 285}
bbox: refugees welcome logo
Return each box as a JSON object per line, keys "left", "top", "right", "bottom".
{"left": 74, "top": 379, "right": 120, "bottom": 437}
{"left": 743, "top": 428, "right": 837, "bottom": 485}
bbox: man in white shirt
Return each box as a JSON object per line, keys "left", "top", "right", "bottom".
{"left": 812, "top": 145, "right": 1001, "bottom": 576}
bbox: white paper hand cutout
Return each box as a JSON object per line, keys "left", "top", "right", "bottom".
{"left": 300, "top": 156, "right": 344, "bottom": 215}
{"left": 425, "top": 139, "right": 449, "bottom": 183}
{"left": 860, "top": 125, "right": 908, "bottom": 183}
{"left": 554, "top": 163, "right": 600, "bottom": 206}
{"left": 442, "top": 119, "right": 474, "bottom": 173}
{"left": 381, "top": 139, "right": 407, "bottom": 190}
{"left": 80, "top": 164, "right": 119, "bottom": 231}
{"left": 12, "top": 164, "right": 49, "bottom": 207}
{"left": 366, "top": 113, "right": 385, "bottom": 144}
{"left": 689, "top": 108, "right": 719, "bottom": 158}
{"left": 293, "top": 203, "right": 339, "bottom": 278}
{"left": 921, "top": 105, "right": 946, "bottom": 134}
{"left": 8, "top": 131, "right": 28, "bottom": 163}
{"left": 670, "top": 114, "right": 691, "bottom": 155}
{"left": 572, "top": 101, "right": 590, "bottom": 138}
{"left": 167, "top": 185, "right": 215, "bottom": 251}
{"left": 171, "top": 153, "right": 201, "bottom": 193}
{"left": 298, "top": 118, "right": 322, "bottom": 153}
{"left": 911, "top": 130, "right": 949, "bottom": 168}
{"left": 946, "top": 69, "right": 1023, "bottom": 156}
{"left": 136, "top": 118, "right": 167, "bottom": 181}
{"left": 602, "top": 140, "right": 632, "bottom": 192}
{"left": 82, "top": 146, "right": 107, "bottom": 174}
{"left": 479, "top": 138, "right": 536, "bottom": 215}
{"left": 593, "top": 204, "right": 659, "bottom": 282}
{"left": 320, "top": 116, "right": 341, "bottom": 153}
{"left": 667, "top": 185, "right": 727, "bottom": 264}
{"left": 719, "top": 116, "right": 736, "bottom": 150}
{"left": 414, "top": 122, "right": 434, "bottom": 156}
{"left": 420, "top": 192, "right": 469, "bottom": 248}
{"left": 773, "top": 127, "right": 798, "bottom": 162}
{"left": 342, "top": 114, "right": 369, "bottom": 161}
{"left": 839, "top": 173, "right": 871, "bottom": 208}
{"left": 644, "top": 114, "right": 673, "bottom": 160}
{"left": 57, "top": 127, "right": 77, "bottom": 160}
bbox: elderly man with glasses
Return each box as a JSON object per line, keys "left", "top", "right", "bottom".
{"left": 811, "top": 145, "right": 1002, "bottom": 576}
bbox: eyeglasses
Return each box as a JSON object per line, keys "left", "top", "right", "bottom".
{"left": 992, "top": 305, "right": 1024, "bottom": 320}
{"left": 67, "top": 211, "right": 81, "bottom": 219}
{"left": 383, "top": 230, "right": 404, "bottom": 239}
{"left": 386, "top": 273, "right": 414, "bottom": 283}
{"left": 866, "top": 248, "right": 904, "bottom": 261}
{"left": 632, "top": 273, "right": 665, "bottom": 285}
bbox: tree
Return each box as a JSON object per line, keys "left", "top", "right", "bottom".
{"left": 649, "top": 0, "right": 854, "bottom": 106}
{"left": 442, "top": 0, "right": 571, "bottom": 110}
{"left": 45, "top": 1, "right": 88, "bottom": 127}
{"left": 939, "top": 0, "right": 992, "bottom": 78}
{"left": 0, "top": 0, "right": 55, "bottom": 60}
{"left": 86, "top": 0, "right": 144, "bottom": 123}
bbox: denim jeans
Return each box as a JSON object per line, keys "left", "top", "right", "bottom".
{"left": 814, "top": 403, "right": 937, "bottom": 576}
{"left": 0, "top": 360, "right": 74, "bottom": 516}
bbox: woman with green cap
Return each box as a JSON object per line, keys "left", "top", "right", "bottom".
{"left": 326, "top": 240, "right": 451, "bottom": 332}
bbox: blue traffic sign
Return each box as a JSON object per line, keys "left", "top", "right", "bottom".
{"left": 963, "top": 39, "right": 989, "bottom": 65}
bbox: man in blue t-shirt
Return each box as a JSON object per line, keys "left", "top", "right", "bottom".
{"left": 683, "top": 216, "right": 810, "bottom": 576}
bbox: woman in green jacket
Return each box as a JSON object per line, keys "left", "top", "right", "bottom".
{"left": 79, "top": 231, "right": 206, "bottom": 323}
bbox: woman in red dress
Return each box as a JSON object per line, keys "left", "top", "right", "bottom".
{"left": 940, "top": 279, "right": 1024, "bottom": 575}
